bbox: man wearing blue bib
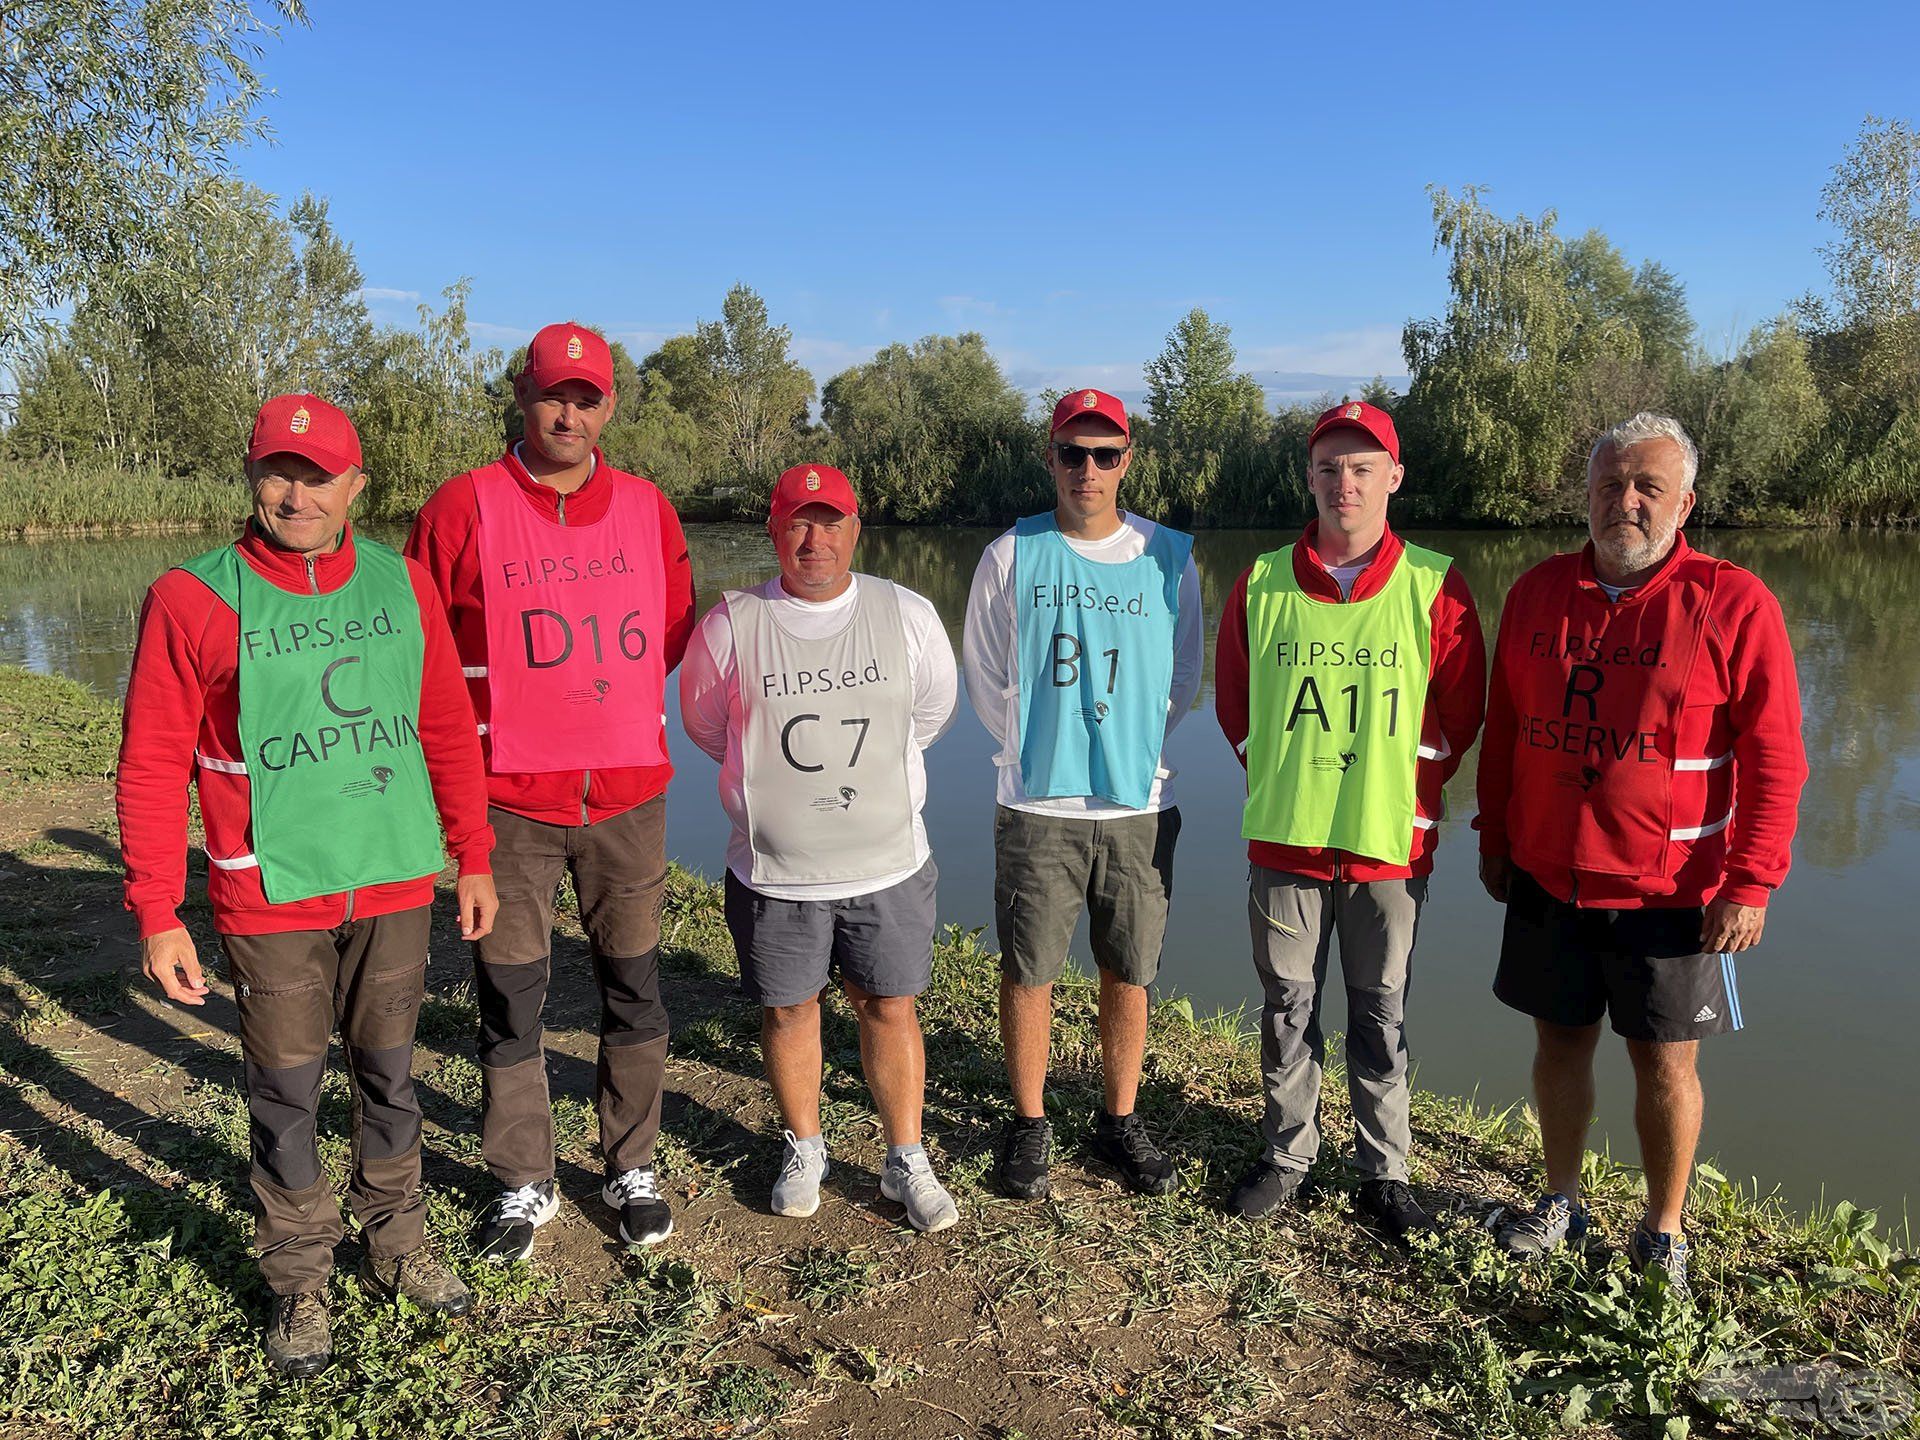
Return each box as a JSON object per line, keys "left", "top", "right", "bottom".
{"left": 963, "top": 388, "right": 1202, "bottom": 1199}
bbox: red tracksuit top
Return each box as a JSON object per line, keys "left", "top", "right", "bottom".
{"left": 1214, "top": 522, "right": 1487, "bottom": 881}
{"left": 117, "top": 523, "right": 495, "bottom": 940}
{"left": 1476, "top": 533, "right": 1807, "bottom": 909}
{"left": 404, "top": 448, "right": 696, "bottom": 826}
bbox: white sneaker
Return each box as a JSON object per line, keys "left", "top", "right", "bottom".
{"left": 771, "top": 1130, "right": 828, "bottom": 1217}
{"left": 881, "top": 1148, "right": 959, "bottom": 1233}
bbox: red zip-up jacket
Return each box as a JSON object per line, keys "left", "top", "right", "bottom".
{"left": 1215, "top": 522, "right": 1487, "bottom": 880}
{"left": 404, "top": 448, "right": 696, "bottom": 825}
{"left": 117, "top": 523, "right": 494, "bottom": 939}
{"left": 1476, "top": 533, "right": 1806, "bottom": 909}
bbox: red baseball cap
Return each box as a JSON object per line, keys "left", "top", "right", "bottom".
{"left": 769, "top": 463, "right": 860, "bottom": 526}
{"left": 247, "top": 394, "right": 362, "bottom": 476}
{"left": 1308, "top": 399, "right": 1400, "bottom": 464}
{"left": 523, "top": 322, "right": 616, "bottom": 395}
{"left": 1050, "top": 387, "right": 1131, "bottom": 439}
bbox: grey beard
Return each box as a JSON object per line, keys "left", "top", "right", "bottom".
{"left": 1594, "top": 512, "right": 1679, "bottom": 573}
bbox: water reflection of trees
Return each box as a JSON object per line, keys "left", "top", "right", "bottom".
{"left": 4, "top": 521, "right": 1916, "bottom": 872}
{"left": 687, "top": 524, "right": 1920, "bottom": 875}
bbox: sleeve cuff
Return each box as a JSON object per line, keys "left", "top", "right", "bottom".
{"left": 135, "top": 905, "right": 185, "bottom": 941}
{"left": 1718, "top": 880, "right": 1771, "bottom": 907}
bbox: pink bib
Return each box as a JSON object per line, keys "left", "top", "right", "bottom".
{"left": 474, "top": 466, "right": 669, "bottom": 774}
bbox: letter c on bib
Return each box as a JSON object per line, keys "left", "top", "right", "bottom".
{"left": 780, "top": 713, "right": 824, "bottom": 772}
{"left": 320, "top": 655, "right": 374, "bottom": 719}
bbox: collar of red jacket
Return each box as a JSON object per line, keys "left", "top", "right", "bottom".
{"left": 1575, "top": 529, "right": 1694, "bottom": 599}
{"left": 1290, "top": 520, "right": 1405, "bottom": 602}
{"left": 235, "top": 519, "right": 360, "bottom": 594}
{"left": 499, "top": 444, "right": 615, "bottom": 524}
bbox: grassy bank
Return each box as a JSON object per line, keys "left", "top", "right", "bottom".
{"left": 2, "top": 670, "right": 1915, "bottom": 1439}
{"left": 0, "top": 463, "right": 240, "bottom": 535}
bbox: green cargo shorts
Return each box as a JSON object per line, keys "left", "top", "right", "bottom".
{"left": 992, "top": 804, "right": 1181, "bottom": 988}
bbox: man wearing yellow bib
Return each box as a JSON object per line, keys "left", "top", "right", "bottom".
{"left": 1214, "top": 401, "right": 1485, "bottom": 1236}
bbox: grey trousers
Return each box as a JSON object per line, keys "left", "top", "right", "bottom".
{"left": 1248, "top": 866, "right": 1426, "bottom": 1181}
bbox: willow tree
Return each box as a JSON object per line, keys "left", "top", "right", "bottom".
{"left": 0, "top": 0, "right": 307, "bottom": 353}
{"left": 1400, "top": 187, "right": 1639, "bottom": 523}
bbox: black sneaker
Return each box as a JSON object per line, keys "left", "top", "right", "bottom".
{"left": 603, "top": 1166, "right": 674, "bottom": 1247}
{"left": 994, "top": 1116, "right": 1053, "bottom": 1200}
{"left": 472, "top": 1178, "right": 561, "bottom": 1264}
{"left": 1089, "top": 1110, "right": 1178, "bottom": 1196}
{"left": 264, "top": 1290, "right": 331, "bottom": 1378}
{"left": 1227, "top": 1160, "right": 1309, "bottom": 1218}
{"left": 1356, "top": 1178, "right": 1434, "bottom": 1240}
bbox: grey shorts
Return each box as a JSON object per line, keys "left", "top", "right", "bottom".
{"left": 723, "top": 858, "right": 938, "bottom": 1009}
{"left": 993, "top": 805, "right": 1180, "bottom": 988}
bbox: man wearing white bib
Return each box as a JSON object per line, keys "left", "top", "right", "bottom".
{"left": 681, "top": 464, "right": 961, "bottom": 1232}
{"left": 963, "top": 388, "right": 1202, "bottom": 1200}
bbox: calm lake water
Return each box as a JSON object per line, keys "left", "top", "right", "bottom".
{"left": 5, "top": 522, "right": 1916, "bottom": 1222}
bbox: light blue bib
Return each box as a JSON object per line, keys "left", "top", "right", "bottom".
{"left": 1013, "top": 514, "right": 1191, "bottom": 808}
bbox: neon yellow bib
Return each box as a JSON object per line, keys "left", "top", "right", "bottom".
{"left": 1242, "top": 542, "right": 1449, "bottom": 864}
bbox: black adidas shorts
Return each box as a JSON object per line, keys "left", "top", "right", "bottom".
{"left": 1493, "top": 868, "right": 1744, "bottom": 1042}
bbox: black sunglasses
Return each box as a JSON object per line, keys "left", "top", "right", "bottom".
{"left": 1053, "top": 442, "right": 1131, "bottom": 471}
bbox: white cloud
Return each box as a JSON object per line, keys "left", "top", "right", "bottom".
{"left": 1240, "top": 324, "right": 1407, "bottom": 379}
{"left": 938, "top": 295, "right": 1009, "bottom": 321}
{"left": 468, "top": 320, "right": 536, "bottom": 345}
{"left": 789, "top": 335, "right": 880, "bottom": 377}
{"left": 356, "top": 286, "right": 421, "bottom": 304}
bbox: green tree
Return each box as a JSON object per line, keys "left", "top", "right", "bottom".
{"left": 1141, "top": 308, "right": 1266, "bottom": 523}
{"left": 0, "top": 0, "right": 308, "bottom": 351}
{"left": 1686, "top": 317, "right": 1827, "bottom": 519}
{"left": 1400, "top": 187, "right": 1639, "bottom": 523}
{"left": 132, "top": 184, "right": 372, "bottom": 473}
{"left": 695, "top": 284, "right": 813, "bottom": 492}
{"left": 1818, "top": 115, "right": 1920, "bottom": 326}
{"left": 352, "top": 282, "right": 504, "bottom": 519}
{"left": 820, "top": 332, "right": 1040, "bottom": 521}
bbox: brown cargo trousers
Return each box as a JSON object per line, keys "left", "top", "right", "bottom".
{"left": 475, "top": 796, "right": 669, "bottom": 1187}
{"left": 221, "top": 905, "right": 431, "bottom": 1296}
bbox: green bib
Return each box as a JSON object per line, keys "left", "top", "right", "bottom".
{"left": 178, "top": 538, "right": 444, "bottom": 904}
{"left": 1241, "top": 542, "right": 1449, "bottom": 864}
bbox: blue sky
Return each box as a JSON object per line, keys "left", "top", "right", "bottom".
{"left": 236, "top": 1, "right": 1920, "bottom": 406}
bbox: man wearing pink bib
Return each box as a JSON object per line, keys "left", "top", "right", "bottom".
{"left": 408, "top": 323, "right": 695, "bottom": 1261}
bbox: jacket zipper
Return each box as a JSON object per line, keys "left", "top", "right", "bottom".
{"left": 582, "top": 771, "right": 591, "bottom": 826}
{"left": 309, "top": 552, "right": 351, "bottom": 917}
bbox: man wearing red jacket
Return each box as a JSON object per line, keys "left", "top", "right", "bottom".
{"left": 118, "top": 394, "right": 498, "bottom": 1377}
{"left": 1480, "top": 413, "right": 1806, "bottom": 1294}
{"left": 1215, "top": 400, "right": 1485, "bottom": 1236}
{"left": 407, "top": 323, "right": 695, "bottom": 1262}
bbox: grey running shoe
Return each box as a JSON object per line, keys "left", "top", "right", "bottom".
{"left": 880, "top": 1148, "right": 959, "bottom": 1233}
{"left": 1630, "top": 1223, "right": 1692, "bottom": 1298}
{"left": 359, "top": 1248, "right": 473, "bottom": 1316}
{"left": 602, "top": 1166, "right": 674, "bottom": 1247}
{"left": 1497, "top": 1191, "right": 1590, "bottom": 1257}
{"left": 771, "top": 1131, "right": 828, "bottom": 1218}
{"left": 264, "top": 1290, "right": 331, "bottom": 1378}
{"left": 472, "top": 1178, "right": 561, "bottom": 1264}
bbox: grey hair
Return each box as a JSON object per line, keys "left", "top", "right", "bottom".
{"left": 1588, "top": 412, "right": 1699, "bottom": 491}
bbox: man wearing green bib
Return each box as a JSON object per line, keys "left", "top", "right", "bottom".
{"left": 1214, "top": 401, "right": 1485, "bottom": 1236}
{"left": 118, "top": 395, "right": 499, "bottom": 1376}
